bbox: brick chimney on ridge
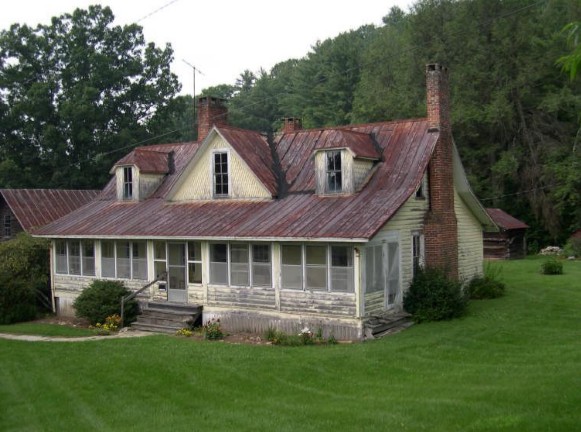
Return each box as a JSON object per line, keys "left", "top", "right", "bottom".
{"left": 281, "top": 117, "right": 303, "bottom": 133}
{"left": 423, "top": 64, "right": 459, "bottom": 278}
{"left": 197, "top": 96, "right": 228, "bottom": 142}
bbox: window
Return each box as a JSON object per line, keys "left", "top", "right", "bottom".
{"left": 187, "top": 241, "right": 202, "bottom": 284}
{"left": 213, "top": 152, "right": 229, "bottom": 197}
{"left": 101, "top": 240, "right": 148, "bottom": 280}
{"left": 412, "top": 233, "right": 424, "bottom": 276}
{"left": 365, "top": 244, "right": 385, "bottom": 293}
{"left": 306, "top": 245, "right": 327, "bottom": 290}
{"left": 154, "top": 241, "right": 167, "bottom": 284}
{"left": 210, "top": 242, "right": 271, "bottom": 287}
{"left": 210, "top": 243, "right": 228, "bottom": 285}
{"left": 56, "top": 240, "right": 68, "bottom": 274}
{"left": 3, "top": 214, "right": 11, "bottom": 238}
{"left": 281, "top": 244, "right": 354, "bottom": 292}
{"left": 55, "top": 240, "right": 95, "bottom": 277}
{"left": 326, "top": 150, "right": 342, "bottom": 193}
{"left": 123, "top": 167, "right": 133, "bottom": 199}
{"left": 330, "top": 246, "right": 354, "bottom": 292}
{"left": 281, "top": 245, "right": 302, "bottom": 289}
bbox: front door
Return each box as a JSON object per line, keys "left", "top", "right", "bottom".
{"left": 167, "top": 243, "right": 187, "bottom": 303}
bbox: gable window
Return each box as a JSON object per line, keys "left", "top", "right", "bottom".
{"left": 326, "top": 151, "right": 342, "bottom": 193}
{"left": 123, "top": 166, "right": 133, "bottom": 200}
{"left": 3, "top": 214, "right": 11, "bottom": 238}
{"left": 281, "top": 244, "right": 354, "bottom": 292}
{"left": 100, "top": 240, "right": 148, "bottom": 280}
{"left": 54, "top": 240, "right": 95, "bottom": 277}
{"left": 213, "top": 152, "right": 229, "bottom": 197}
{"left": 412, "top": 233, "right": 425, "bottom": 276}
{"left": 210, "top": 242, "right": 272, "bottom": 287}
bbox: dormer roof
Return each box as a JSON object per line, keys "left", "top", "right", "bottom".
{"left": 215, "top": 125, "right": 278, "bottom": 196}
{"left": 312, "top": 129, "right": 381, "bottom": 160}
{"left": 110, "top": 148, "right": 171, "bottom": 175}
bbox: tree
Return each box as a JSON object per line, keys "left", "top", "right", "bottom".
{"left": 558, "top": 22, "right": 581, "bottom": 80}
{"left": 0, "top": 5, "right": 180, "bottom": 189}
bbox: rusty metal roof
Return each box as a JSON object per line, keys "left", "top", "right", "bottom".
{"left": 485, "top": 208, "right": 529, "bottom": 230}
{"left": 312, "top": 129, "right": 380, "bottom": 159}
{"left": 36, "top": 119, "right": 439, "bottom": 241}
{"left": 1, "top": 189, "right": 100, "bottom": 231}
{"left": 216, "top": 126, "right": 278, "bottom": 195}
{"left": 111, "top": 148, "right": 170, "bottom": 175}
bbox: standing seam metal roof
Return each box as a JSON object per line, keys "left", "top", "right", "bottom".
{"left": 35, "top": 119, "right": 439, "bottom": 240}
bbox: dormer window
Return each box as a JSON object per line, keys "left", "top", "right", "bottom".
{"left": 213, "top": 151, "right": 229, "bottom": 197}
{"left": 123, "top": 167, "right": 133, "bottom": 200}
{"left": 326, "top": 151, "right": 342, "bottom": 193}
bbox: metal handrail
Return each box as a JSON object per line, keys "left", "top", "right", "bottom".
{"left": 120, "top": 272, "right": 167, "bottom": 328}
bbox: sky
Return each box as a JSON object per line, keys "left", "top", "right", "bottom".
{"left": 0, "top": 0, "right": 412, "bottom": 95}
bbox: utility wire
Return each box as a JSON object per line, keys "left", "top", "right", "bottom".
{"left": 136, "top": 0, "right": 179, "bottom": 23}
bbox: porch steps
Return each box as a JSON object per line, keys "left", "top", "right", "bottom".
{"left": 364, "top": 312, "right": 414, "bottom": 339}
{"left": 131, "top": 302, "right": 202, "bottom": 334}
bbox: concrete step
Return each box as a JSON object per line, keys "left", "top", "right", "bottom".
{"left": 131, "top": 301, "right": 202, "bottom": 334}
{"left": 130, "top": 322, "right": 184, "bottom": 334}
{"left": 143, "top": 301, "right": 202, "bottom": 314}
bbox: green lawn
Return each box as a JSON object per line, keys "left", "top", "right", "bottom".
{"left": 1, "top": 257, "right": 579, "bottom": 431}
{"left": 0, "top": 322, "right": 96, "bottom": 337}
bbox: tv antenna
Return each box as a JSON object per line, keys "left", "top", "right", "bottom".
{"left": 182, "top": 59, "right": 204, "bottom": 134}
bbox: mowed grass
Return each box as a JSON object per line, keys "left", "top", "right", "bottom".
{"left": 1, "top": 257, "right": 580, "bottom": 431}
{"left": 0, "top": 322, "right": 96, "bottom": 337}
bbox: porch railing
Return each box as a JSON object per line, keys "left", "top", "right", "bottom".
{"left": 120, "top": 272, "right": 167, "bottom": 328}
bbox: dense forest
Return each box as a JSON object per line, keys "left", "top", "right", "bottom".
{"left": 1, "top": 0, "right": 580, "bottom": 248}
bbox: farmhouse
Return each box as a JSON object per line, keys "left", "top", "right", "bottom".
{"left": 0, "top": 189, "right": 99, "bottom": 242}
{"left": 35, "top": 64, "right": 495, "bottom": 339}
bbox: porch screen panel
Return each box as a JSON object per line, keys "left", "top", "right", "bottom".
{"left": 281, "top": 245, "right": 302, "bottom": 289}
{"left": 82, "top": 241, "right": 95, "bottom": 276}
{"left": 306, "top": 245, "right": 327, "bottom": 291}
{"left": 55, "top": 241, "right": 68, "bottom": 274}
{"left": 230, "top": 244, "right": 249, "bottom": 286}
{"left": 132, "top": 241, "right": 148, "bottom": 280}
{"left": 116, "top": 241, "right": 131, "bottom": 279}
{"left": 187, "top": 242, "right": 202, "bottom": 284}
{"left": 365, "top": 244, "right": 384, "bottom": 293}
{"left": 330, "top": 246, "right": 353, "bottom": 292}
{"left": 101, "top": 241, "right": 115, "bottom": 278}
{"left": 252, "top": 244, "right": 271, "bottom": 287}
{"left": 387, "top": 242, "right": 400, "bottom": 304}
{"left": 68, "top": 241, "right": 81, "bottom": 275}
{"left": 210, "top": 243, "right": 228, "bottom": 285}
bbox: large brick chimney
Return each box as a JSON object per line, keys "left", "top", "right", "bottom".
{"left": 197, "top": 96, "right": 228, "bottom": 142}
{"left": 423, "top": 64, "right": 458, "bottom": 278}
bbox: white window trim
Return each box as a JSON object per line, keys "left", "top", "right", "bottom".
{"left": 280, "top": 244, "right": 354, "bottom": 293}
{"left": 211, "top": 149, "right": 230, "bottom": 198}
{"left": 187, "top": 241, "right": 203, "bottom": 285}
{"left": 209, "top": 241, "right": 273, "bottom": 288}
{"left": 411, "top": 231, "right": 425, "bottom": 277}
{"left": 100, "top": 240, "right": 148, "bottom": 280}
{"left": 54, "top": 240, "right": 95, "bottom": 277}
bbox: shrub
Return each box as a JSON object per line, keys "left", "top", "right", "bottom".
{"left": 539, "top": 246, "right": 563, "bottom": 256}
{"left": 403, "top": 267, "right": 468, "bottom": 323}
{"left": 175, "top": 328, "right": 193, "bottom": 337}
{"left": 540, "top": 258, "right": 563, "bottom": 275}
{"left": 203, "top": 318, "right": 224, "bottom": 340}
{"left": 265, "top": 327, "right": 338, "bottom": 346}
{"left": 563, "top": 238, "right": 581, "bottom": 258}
{"left": 467, "top": 263, "right": 506, "bottom": 299}
{"left": 0, "top": 233, "right": 51, "bottom": 324}
{"left": 73, "top": 280, "right": 138, "bottom": 325}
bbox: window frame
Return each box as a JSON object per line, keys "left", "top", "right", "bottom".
{"left": 412, "top": 232, "right": 425, "bottom": 277}
{"left": 187, "top": 241, "right": 203, "bottom": 284}
{"left": 54, "top": 240, "right": 95, "bottom": 277}
{"left": 209, "top": 242, "right": 272, "bottom": 288}
{"left": 3, "top": 214, "right": 11, "bottom": 238}
{"left": 325, "top": 150, "right": 343, "bottom": 193}
{"left": 212, "top": 150, "right": 230, "bottom": 198}
{"left": 122, "top": 166, "right": 133, "bottom": 200}
{"left": 280, "top": 244, "right": 354, "bottom": 293}
{"left": 100, "top": 240, "right": 148, "bottom": 280}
